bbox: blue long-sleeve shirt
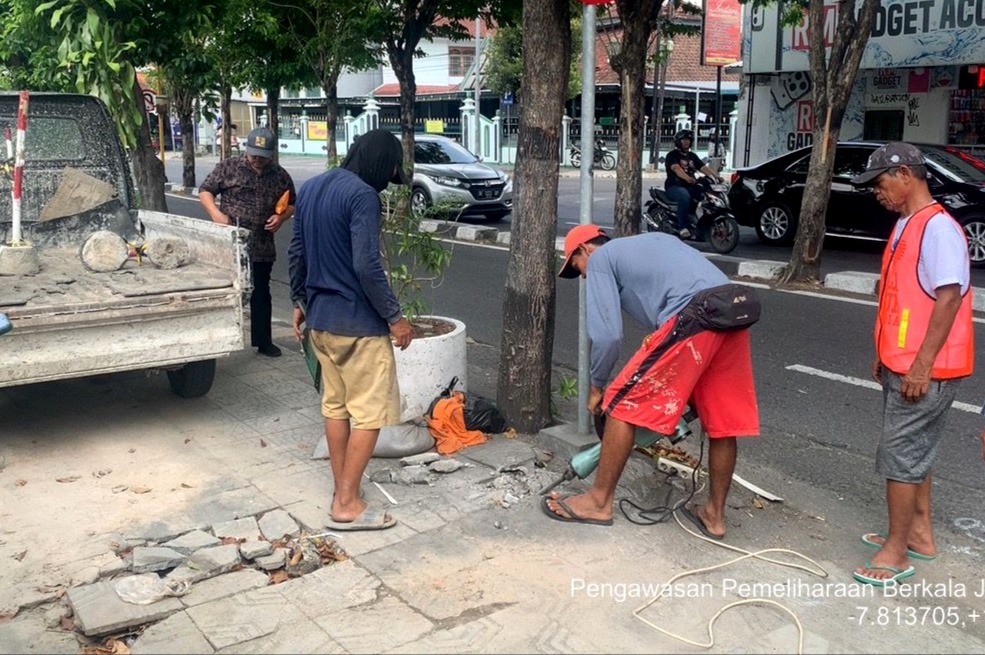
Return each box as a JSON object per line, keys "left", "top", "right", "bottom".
{"left": 288, "top": 168, "right": 401, "bottom": 336}
{"left": 586, "top": 233, "right": 729, "bottom": 387}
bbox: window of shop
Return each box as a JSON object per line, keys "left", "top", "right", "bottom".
{"left": 863, "top": 110, "right": 904, "bottom": 141}
{"left": 449, "top": 47, "right": 474, "bottom": 77}
{"left": 949, "top": 65, "right": 985, "bottom": 147}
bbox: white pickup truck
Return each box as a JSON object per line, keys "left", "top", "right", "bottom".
{"left": 0, "top": 93, "right": 249, "bottom": 398}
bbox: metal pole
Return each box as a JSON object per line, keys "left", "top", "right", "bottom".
{"left": 577, "top": 3, "right": 597, "bottom": 436}
{"left": 714, "top": 65, "right": 722, "bottom": 162}
{"left": 475, "top": 17, "right": 482, "bottom": 157}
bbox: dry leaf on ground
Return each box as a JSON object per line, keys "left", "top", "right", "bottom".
{"left": 111, "top": 485, "right": 129, "bottom": 494}
{"left": 503, "top": 428, "right": 517, "bottom": 439}
{"left": 753, "top": 497, "right": 765, "bottom": 510}
{"left": 268, "top": 570, "right": 290, "bottom": 585}
{"left": 289, "top": 548, "right": 303, "bottom": 567}
{"left": 60, "top": 615, "right": 75, "bottom": 631}
{"left": 14, "top": 479, "right": 27, "bottom": 486}
{"left": 13, "top": 550, "right": 27, "bottom": 561}
{"left": 0, "top": 609, "right": 18, "bottom": 624}
{"left": 260, "top": 439, "right": 267, "bottom": 447}
{"left": 220, "top": 537, "right": 244, "bottom": 546}
{"left": 131, "top": 487, "right": 152, "bottom": 495}
{"left": 56, "top": 475, "right": 81, "bottom": 483}
{"left": 183, "top": 438, "right": 191, "bottom": 444}
{"left": 180, "top": 482, "right": 193, "bottom": 489}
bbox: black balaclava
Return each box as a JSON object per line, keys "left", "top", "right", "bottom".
{"left": 341, "top": 129, "right": 409, "bottom": 193}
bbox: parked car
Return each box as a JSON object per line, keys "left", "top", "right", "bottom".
{"left": 728, "top": 141, "right": 985, "bottom": 265}
{"left": 411, "top": 134, "right": 513, "bottom": 221}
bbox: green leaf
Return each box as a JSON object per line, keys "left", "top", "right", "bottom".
{"left": 86, "top": 8, "right": 100, "bottom": 37}
{"left": 50, "top": 6, "right": 67, "bottom": 29}
{"left": 34, "top": 1, "right": 59, "bottom": 17}
{"left": 108, "top": 61, "right": 120, "bottom": 73}
{"left": 82, "top": 51, "right": 94, "bottom": 66}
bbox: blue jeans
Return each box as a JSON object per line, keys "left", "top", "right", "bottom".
{"left": 664, "top": 184, "right": 703, "bottom": 231}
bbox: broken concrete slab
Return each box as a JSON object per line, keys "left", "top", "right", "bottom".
{"left": 79, "top": 230, "right": 129, "bottom": 273}
{"left": 179, "top": 570, "right": 269, "bottom": 609}
{"left": 163, "top": 530, "right": 222, "bottom": 556}
{"left": 211, "top": 517, "right": 261, "bottom": 543}
{"left": 165, "top": 544, "right": 242, "bottom": 587}
{"left": 67, "top": 579, "right": 183, "bottom": 637}
{"left": 258, "top": 509, "right": 300, "bottom": 541}
{"left": 145, "top": 237, "right": 192, "bottom": 270}
{"left": 132, "top": 547, "right": 187, "bottom": 574}
{"left": 255, "top": 548, "right": 288, "bottom": 571}
{"left": 399, "top": 452, "right": 441, "bottom": 467}
{"left": 239, "top": 540, "right": 274, "bottom": 561}
{"left": 429, "top": 458, "right": 466, "bottom": 474}
{"left": 184, "top": 587, "right": 290, "bottom": 650}
{"left": 99, "top": 557, "right": 129, "bottom": 579}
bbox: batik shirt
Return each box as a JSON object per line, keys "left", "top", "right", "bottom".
{"left": 199, "top": 157, "right": 296, "bottom": 263}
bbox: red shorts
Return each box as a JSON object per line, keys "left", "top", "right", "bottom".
{"left": 603, "top": 316, "right": 759, "bottom": 438}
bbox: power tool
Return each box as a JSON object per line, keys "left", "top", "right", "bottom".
{"left": 539, "top": 406, "right": 699, "bottom": 495}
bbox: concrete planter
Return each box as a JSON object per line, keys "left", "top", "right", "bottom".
{"left": 394, "top": 316, "right": 468, "bottom": 418}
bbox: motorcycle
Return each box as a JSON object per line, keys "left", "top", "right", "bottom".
{"left": 569, "top": 141, "right": 616, "bottom": 171}
{"left": 642, "top": 176, "right": 740, "bottom": 255}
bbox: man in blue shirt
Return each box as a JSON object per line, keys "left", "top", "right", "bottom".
{"left": 289, "top": 129, "right": 412, "bottom": 531}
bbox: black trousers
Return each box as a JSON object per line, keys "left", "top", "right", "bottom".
{"left": 251, "top": 261, "right": 273, "bottom": 348}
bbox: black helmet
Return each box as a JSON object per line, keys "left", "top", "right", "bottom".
{"left": 673, "top": 129, "right": 694, "bottom": 149}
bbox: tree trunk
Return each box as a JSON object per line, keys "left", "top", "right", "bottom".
{"left": 783, "top": 0, "right": 879, "bottom": 283}
{"left": 169, "top": 83, "right": 197, "bottom": 188}
{"left": 180, "top": 109, "right": 196, "bottom": 188}
{"left": 323, "top": 80, "right": 339, "bottom": 162}
{"left": 387, "top": 43, "right": 417, "bottom": 190}
{"left": 129, "top": 77, "right": 168, "bottom": 212}
{"left": 220, "top": 85, "right": 232, "bottom": 161}
{"left": 266, "top": 88, "right": 280, "bottom": 164}
{"left": 612, "top": 0, "right": 661, "bottom": 237}
{"left": 496, "top": 0, "right": 571, "bottom": 433}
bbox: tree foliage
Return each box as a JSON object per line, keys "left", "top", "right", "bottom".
{"left": 484, "top": 16, "right": 582, "bottom": 100}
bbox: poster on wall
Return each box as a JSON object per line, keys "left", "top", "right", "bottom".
{"left": 307, "top": 121, "right": 328, "bottom": 141}
{"left": 701, "top": 0, "right": 742, "bottom": 66}
{"left": 747, "top": 0, "right": 985, "bottom": 73}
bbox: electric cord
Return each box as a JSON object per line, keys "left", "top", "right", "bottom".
{"left": 618, "top": 434, "right": 706, "bottom": 526}
{"left": 627, "top": 432, "right": 830, "bottom": 654}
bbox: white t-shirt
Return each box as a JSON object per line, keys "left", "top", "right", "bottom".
{"left": 891, "top": 211, "right": 970, "bottom": 296}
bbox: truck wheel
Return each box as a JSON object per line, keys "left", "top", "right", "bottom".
{"left": 167, "top": 359, "right": 216, "bottom": 398}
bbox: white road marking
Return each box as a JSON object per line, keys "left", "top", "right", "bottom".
{"left": 786, "top": 364, "right": 983, "bottom": 414}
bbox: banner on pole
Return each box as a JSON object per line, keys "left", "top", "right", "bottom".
{"left": 701, "top": 0, "right": 742, "bottom": 67}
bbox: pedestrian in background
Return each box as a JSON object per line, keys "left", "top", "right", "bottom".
{"left": 851, "top": 142, "right": 974, "bottom": 586}
{"left": 199, "top": 127, "right": 296, "bottom": 358}
{"left": 547, "top": 225, "right": 760, "bottom": 536}
{"left": 289, "top": 129, "right": 412, "bottom": 531}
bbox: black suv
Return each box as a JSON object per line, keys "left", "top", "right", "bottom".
{"left": 728, "top": 142, "right": 985, "bottom": 266}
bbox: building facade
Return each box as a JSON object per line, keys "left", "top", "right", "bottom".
{"left": 735, "top": 0, "right": 985, "bottom": 167}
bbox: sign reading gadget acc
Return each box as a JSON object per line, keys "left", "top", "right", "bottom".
{"left": 747, "top": 0, "right": 985, "bottom": 73}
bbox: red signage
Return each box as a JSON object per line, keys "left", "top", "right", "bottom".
{"left": 701, "top": 0, "right": 742, "bottom": 66}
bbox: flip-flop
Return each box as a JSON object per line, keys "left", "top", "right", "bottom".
{"left": 325, "top": 508, "right": 396, "bottom": 532}
{"left": 861, "top": 533, "right": 938, "bottom": 562}
{"left": 679, "top": 505, "right": 724, "bottom": 541}
{"left": 540, "top": 495, "right": 613, "bottom": 526}
{"left": 852, "top": 560, "right": 916, "bottom": 587}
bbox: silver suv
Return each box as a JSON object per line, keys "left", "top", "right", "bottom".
{"left": 411, "top": 135, "right": 513, "bottom": 221}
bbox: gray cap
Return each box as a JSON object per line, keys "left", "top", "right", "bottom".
{"left": 245, "top": 127, "right": 276, "bottom": 158}
{"left": 851, "top": 142, "right": 925, "bottom": 186}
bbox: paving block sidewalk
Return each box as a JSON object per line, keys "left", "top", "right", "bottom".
{"left": 2, "top": 326, "right": 985, "bottom": 654}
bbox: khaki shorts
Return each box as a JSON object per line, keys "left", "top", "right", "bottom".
{"left": 309, "top": 330, "right": 401, "bottom": 430}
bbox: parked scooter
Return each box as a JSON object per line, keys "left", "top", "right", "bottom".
{"left": 642, "top": 176, "right": 740, "bottom": 254}
{"left": 569, "top": 141, "right": 616, "bottom": 171}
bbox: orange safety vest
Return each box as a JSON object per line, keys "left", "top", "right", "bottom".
{"left": 875, "top": 203, "right": 974, "bottom": 379}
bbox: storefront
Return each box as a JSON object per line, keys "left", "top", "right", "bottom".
{"left": 735, "top": 0, "right": 985, "bottom": 166}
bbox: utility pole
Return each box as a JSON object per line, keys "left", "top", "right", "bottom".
{"left": 577, "top": 2, "right": 597, "bottom": 436}
{"left": 474, "top": 17, "right": 482, "bottom": 156}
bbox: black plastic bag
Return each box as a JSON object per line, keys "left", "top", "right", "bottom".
{"left": 430, "top": 376, "right": 508, "bottom": 434}
{"left": 463, "top": 393, "right": 508, "bottom": 434}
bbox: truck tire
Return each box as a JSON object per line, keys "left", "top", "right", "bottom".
{"left": 167, "top": 359, "right": 217, "bottom": 398}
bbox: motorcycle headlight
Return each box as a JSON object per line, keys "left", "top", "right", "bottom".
{"left": 428, "top": 174, "right": 465, "bottom": 188}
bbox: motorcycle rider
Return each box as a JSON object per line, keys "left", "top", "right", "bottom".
{"left": 664, "top": 129, "right": 722, "bottom": 240}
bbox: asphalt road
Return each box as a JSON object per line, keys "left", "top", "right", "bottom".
{"left": 166, "top": 189, "right": 985, "bottom": 543}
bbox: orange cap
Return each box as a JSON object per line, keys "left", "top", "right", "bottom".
{"left": 558, "top": 224, "right": 607, "bottom": 278}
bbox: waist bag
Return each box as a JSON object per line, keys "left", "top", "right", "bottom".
{"left": 683, "top": 283, "right": 762, "bottom": 331}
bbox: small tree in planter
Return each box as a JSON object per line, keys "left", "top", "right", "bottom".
{"left": 378, "top": 185, "right": 469, "bottom": 418}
